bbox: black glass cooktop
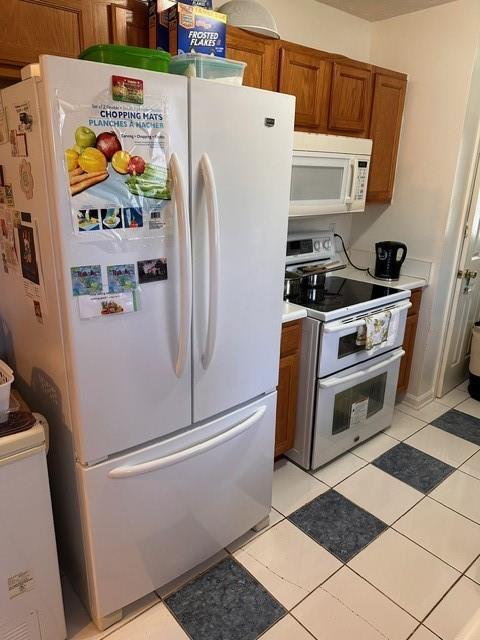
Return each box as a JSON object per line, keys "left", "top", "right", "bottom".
{"left": 286, "top": 276, "right": 402, "bottom": 313}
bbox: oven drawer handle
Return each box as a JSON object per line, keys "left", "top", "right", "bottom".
{"left": 322, "top": 301, "right": 412, "bottom": 334}
{"left": 319, "top": 349, "right": 405, "bottom": 389}
{"left": 108, "top": 406, "right": 266, "bottom": 479}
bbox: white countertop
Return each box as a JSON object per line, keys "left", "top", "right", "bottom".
{"left": 332, "top": 266, "right": 426, "bottom": 292}
{"left": 282, "top": 302, "right": 307, "bottom": 323}
{"left": 281, "top": 268, "right": 426, "bottom": 324}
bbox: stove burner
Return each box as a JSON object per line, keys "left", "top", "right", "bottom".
{"left": 286, "top": 276, "right": 402, "bottom": 313}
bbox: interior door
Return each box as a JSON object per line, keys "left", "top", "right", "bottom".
{"left": 39, "top": 57, "right": 191, "bottom": 464}
{"left": 190, "top": 79, "right": 295, "bottom": 422}
{"left": 438, "top": 154, "right": 480, "bottom": 395}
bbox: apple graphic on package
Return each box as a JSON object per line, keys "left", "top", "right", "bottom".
{"left": 75, "top": 126, "right": 96, "bottom": 150}
{"left": 128, "top": 156, "right": 145, "bottom": 176}
{"left": 96, "top": 132, "right": 122, "bottom": 161}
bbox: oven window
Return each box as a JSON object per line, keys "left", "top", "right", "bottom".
{"left": 338, "top": 331, "right": 365, "bottom": 358}
{"left": 332, "top": 373, "right": 387, "bottom": 435}
{"left": 291, "top": 165, "right": 344, "bottom": 201}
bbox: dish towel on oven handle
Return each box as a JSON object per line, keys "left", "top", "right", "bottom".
{"left": 356, "top": 310, "right": 392, "bottom": 350}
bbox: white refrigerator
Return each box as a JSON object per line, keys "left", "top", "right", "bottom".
{"left": 0, "top": 55, "right": 294, "bottom": 629}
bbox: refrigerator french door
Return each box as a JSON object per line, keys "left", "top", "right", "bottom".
{"left": 190, "top": 80, "right": 293, "bottom": 421}
{"left": 0, "top": 56, "right": 295, "bottom": 628}
{"left": 40, "top": 56, "right": 192, "bottom": 465}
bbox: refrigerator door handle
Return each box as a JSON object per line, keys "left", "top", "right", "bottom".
{"left": 108, "top": 405, "right": 267, "bottom": 478}
{"left": 199, "top": 153, "right": 220, "bottom": 370}
{"left": 170, "top": 152, "right": 192, "bottom": 377}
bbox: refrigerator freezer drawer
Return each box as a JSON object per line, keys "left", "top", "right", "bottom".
{"left": 76, "top": 393, "right": 276, "bottom": 619}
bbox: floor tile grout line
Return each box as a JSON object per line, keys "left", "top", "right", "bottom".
{"left": 345, "top": 563, "right": 423, "bottom": 624}
{"left": 158, "top": 402, "right": 478, "bottom": 640}
{"left": 428, "top": 483, "right": 480, "bottom": 527}
{"left": 308, "top": 457, "right": 368, "bottom": 489}
{"left": 391, "top": 526, "right": 467, "bottom": 575}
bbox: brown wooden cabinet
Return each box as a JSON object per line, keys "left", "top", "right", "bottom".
{"left": 367, "top": 68, "right": 407, "bottom": 202}
{"left": 275, "top": 320, "right": 302, "bottom": 457}
{"left": 327, "top": 61, "right": 372, "bottom": 137}
{"left": 0, "top": 0, "right": 90, "bottom": 77}
{"left": 109, "top": 2, "right": 148, "bottom": 47}
{"left": 277, "top": 43, "right": 331, "bottom": 131}
{"left": 397, "top": 288, "right": 423, "bottom": 394}
{"left": 0, "top": 0, "right": 148, "bottom": 78}
{"left": 226, "top": 26, "right": 277, "bottom": 91}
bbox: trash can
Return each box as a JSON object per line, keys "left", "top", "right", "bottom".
{"left": 469, "top": 322, "right": 480, "bottom": 400}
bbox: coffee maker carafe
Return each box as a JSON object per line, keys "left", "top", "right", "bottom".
{"left": 374, "top": 241, "right": 407, "bottom": 281}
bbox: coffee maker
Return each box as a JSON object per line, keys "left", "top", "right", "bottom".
{"left": 374, "top": 241, "right": 407, "bottom": 281}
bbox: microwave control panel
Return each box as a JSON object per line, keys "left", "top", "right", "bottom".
{"left": 355, "top": 160, "right": 369, "bottom": 200}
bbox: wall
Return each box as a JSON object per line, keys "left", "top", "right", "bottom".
{"left": 349, "top": 0, "right": 480, "bottom": 403}
{"left": 245, "top": 0, "right": 372, "bottom": 243}
{"left": 253, "top": 0, "right": 372, "bottom": 61}
{"left": 216, "top": 0, "right": 372, "bottom": 61}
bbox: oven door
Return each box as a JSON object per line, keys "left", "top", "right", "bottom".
{"left": 311, "top": 348, "right": 404, "bottom": 469}
{"left": 290, "top": 151, "right": 355, "bottom": 216}
{"left": 318, "top": 300, "right": 411, "bottom": 378}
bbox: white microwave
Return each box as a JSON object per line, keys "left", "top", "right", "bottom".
{"left": 290, "top": 133, "right": 373, "bottom": 217}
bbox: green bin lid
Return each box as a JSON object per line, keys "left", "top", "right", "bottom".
{"left": 80, "top": 44, "right": 170, "bottom": 65}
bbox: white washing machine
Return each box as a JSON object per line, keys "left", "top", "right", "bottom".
{"left": 0, "top": 413, "right": 66, "bottom": 640}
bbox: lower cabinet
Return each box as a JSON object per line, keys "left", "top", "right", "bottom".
{"left": 397, "top": 289, "right": 423, "bottom": 394}
{"left": 275, "top": 320, "right": 302, "bottom": 457}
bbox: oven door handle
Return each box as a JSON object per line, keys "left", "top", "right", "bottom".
{"left": 322, "top": 301, "right": 412, "bottom": 334}
{"left": 318, "top": 349, "right": 405, "bottom": 389}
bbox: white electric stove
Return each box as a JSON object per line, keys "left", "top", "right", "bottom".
{"left": 284, "top": 232, "right": 411, "bottom": 469}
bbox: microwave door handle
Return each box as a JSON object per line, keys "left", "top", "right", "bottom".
{"left": 319, "top": 349, "right": 405, "bottom": 389}
{"left": 322, "top": 301, "right": 412, "bottom": 334}
{"left": 344, "top": 158, "right": 356, "bottom": 204}
{"left": 199, "top": 153, "right": 220, "bottom": 370}
{"left": 170, "top": 153, "right": 192, "bottom": 378}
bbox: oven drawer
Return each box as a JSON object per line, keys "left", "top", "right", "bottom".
{"left": 318, "top": 300, "right": 410, "bottom": 378}
{"left": 312, "top": 349, "right": 404, "bottom": 469}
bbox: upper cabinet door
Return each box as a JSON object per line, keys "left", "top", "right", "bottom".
{"left": 226, "top": 26, "right": 277, "bottom": 91}
{"left": 0, "top": 0, "right": 89, "bottom": 70}
{"left": 110, "top": 3, "right": 148, "bottom": 47}
{"left": 328, "top": 61, "right": 373, "bottom": 137}
{"left": 278, "top": 44, "right": 331, "bottom": 131}
{"left": 367, "top": 71, "right": 407, "bottom": 203}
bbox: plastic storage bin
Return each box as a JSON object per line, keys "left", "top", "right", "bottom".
{"left": 169, "top": 53, "right": 246, "bottom": 85}
{"left": 79, "top": 45, "right": 171, "bottom": 72}
{"left": 0, "top": 361, "right": 14, "bottom": 416}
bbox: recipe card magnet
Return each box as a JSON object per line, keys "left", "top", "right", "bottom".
{"left": 78, "top": 291, "right": 137, "bottom": 319}
{"left": 71, "top": 265, "right": 103, "bottom": 296}
{"left": 107, "top": 263, "right": 137, "bottom": 293}
{"left": 137, "top": 258, "right": 167, "bottom": 284}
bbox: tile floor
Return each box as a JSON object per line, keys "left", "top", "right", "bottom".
{"left": 65, "top": 386, "right": 480, "bottom": 640}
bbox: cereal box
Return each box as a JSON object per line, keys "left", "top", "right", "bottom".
{"left": 148, "top": 0, "right": 212, "bottom": 51}
{"left": 169, "top": 4, "right": 227, "bottom": 57}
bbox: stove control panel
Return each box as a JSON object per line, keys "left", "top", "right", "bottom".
{"left": 286, "top": 231, "right": 336, "bottom": 265}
